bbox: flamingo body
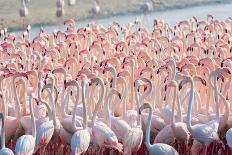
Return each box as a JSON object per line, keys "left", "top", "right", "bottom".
{"left": 190, "top": 124, "right": 219, "bottom": 145}
{"left": 147, "top": 143, "right": 179, "bottom": 155}
{"left": 226, "top": 128, "right": 232, "bottom": 149}
{"left": 123, "top": 127, "right": 143, "bottom": 155}
{"left": 154, "top": 125, "right": 175, "bottom": 145}
{"left": 35, "top": 121, "right": 54, "bottom": 151}
{"left": 0, "top": 148, "right": 14, "bottom": 155}
{"left": 110, "top": 117, "right": 131, "bottom": 141}
{"left": 71, "top": 129, "right": 91, "bottom": 155}
{"left": 15, "top": 135, "right": 35, "bottom": 155}
{"left": 91, "top": 123, "right": 123, "bottom": 152}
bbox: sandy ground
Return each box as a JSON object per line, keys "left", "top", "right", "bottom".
{"left": 0, "top": 0, "right": 230, "bottom": 30}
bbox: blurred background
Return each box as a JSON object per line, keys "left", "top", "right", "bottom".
{"left": 0, "top": 0, "right": 231, "bottom": 31}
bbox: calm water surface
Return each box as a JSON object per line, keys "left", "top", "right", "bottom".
{"left": 15, "top": 2, "right": 232, "bottom": 38}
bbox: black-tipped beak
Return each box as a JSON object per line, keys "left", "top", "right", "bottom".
{"left": 138, "top": 109, "right": 142, "bottom": 115}
{"left": 144, "top": 85, "right": 148, "bottom": 92}
{"left": 228, "top": 70, "right": 231, "bottom": 75}
{"left": 164, "top": 85, "right": 167, "bottom": 91}
{"left": 179, "top": 84, "right": 182, "bottom": 91}
{"left": 156, "top": 69, "right": 160, "bottom": 74}
{"left": 118, "top": 93, "right": 122, "bottom": 100}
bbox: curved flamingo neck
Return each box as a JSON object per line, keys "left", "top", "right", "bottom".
{"left": 38, "top": 82, "right": 53, "bottom": 120}
{"left": 111, "top": 77, "right": 126, "bottom": 116}
{"left": 167, "top": 59, "right": 176, "bottom": 80}
{"left": 18, "top": 78, "right": 27, "bottom": 115}
{"left": 92, "top": 79, "right": 105, "bottom": 125}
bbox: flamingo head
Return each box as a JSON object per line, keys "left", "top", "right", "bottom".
{"left": 139, "top": 102, "right": 152, "bottom": 115}
{"left": 194, "top": 75, "right": 206, "bottom": 86}
{"left": 179, "top": 76, "right": 192, "bottom": 90}
{"left": 164, "top": 80, "right": 178, "bottom": 91}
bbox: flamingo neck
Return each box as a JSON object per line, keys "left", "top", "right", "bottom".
{"left": 20, "top": 79, "right": 27, "bottom": 115}
{"left": 145, "top": 106, "right": 152, "bottom": 149}
{"left": 0, "top": 113, "right": 5, "bottom": 148}
{"left": 104, "top": 92, "right": 112, "bottom": 127}
{"left": 130, "top": 60, "right": 135, "bottom": 110}
{"left": 171, "top": 86, "right": 177, "bottom": 125}
{"left": 21, "top": 0, "right": 26, "bottom": 7}
{"left": 186, "top": 78, "right": 194, "bottom": 134}
{"left": 61, "top": 88, "right": 71, "bottom": 118}
{"left": 169, "top": 60, "right": 176, "bottom": 80}
{"left": 106, "top": 67, "right": 117, "bottom": 109}
{"left": 206, "top": 72, "right": 214, "bottom": 113}
{"left": 13, "top": 78, "right": 21, "bottom": 119}
{"left": 176, "top": 91, "right": 183, "bottom": 122}
{"left": 112, "top": 78, "right": 127, "bottom": 116}
{"left": 50, "top": 84, "right": 57, "bottom": 128}
{"left": 110, "top": 68, "right": 117, "bottom": 88}
{"left": 218, "top": 92, "right": 230, "bottom": 123}
{"left": 38, "top": 83, "right": 53, "bottom": 120}
{"left": 72, "top": 84, "right": 80, "bottom": 130}
{"left": 82, "top": 83, "right": 88, "bottom": 129}
{"left": 29, "top": 94, "right": 36, "bottom": 138}
{"left": 134, "top": 86, "right": 141, "bottom": 126}
{"left": 92, "top": 81, "right": 104, "bottom": 125}
{"left": 213, "top": 71, "right": 220, "bottom": 121}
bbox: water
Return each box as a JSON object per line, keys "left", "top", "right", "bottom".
{"left": 15, "top": 2, "right": 232, "bottom": 38}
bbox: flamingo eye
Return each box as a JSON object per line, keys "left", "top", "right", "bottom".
{"left": 103, "top": 139, "right": 110, "bottom": 145}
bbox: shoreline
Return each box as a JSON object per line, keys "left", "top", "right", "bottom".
{"left": 1, "top": 0, "right": 231, "bottom": 32}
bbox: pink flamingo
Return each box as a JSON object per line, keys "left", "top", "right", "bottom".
{"left": 90, "top": 77, "right": 123, "bottom": 153}
{"left": 180, "top": 76, "right": 221, "bottom": 155}
{"left": 0, "top": 112, "right": 14, "bottom": 155}
{"left": 139, "top": 103, "right": 178, "bottom": 155}
{"left": 15, "top": 90, "right": 36, "bottom": 155}
{"left": 70, "top": 79, "right": 91, "bottom": 155}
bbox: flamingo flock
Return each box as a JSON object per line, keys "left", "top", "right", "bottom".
{"left": 0, "top": 14, "right": 231, "bottom": 155}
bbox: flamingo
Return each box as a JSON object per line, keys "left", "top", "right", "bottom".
{"left": 154, "top": 80, "right": 190, "bottom": 154}
{"left": 33, "top": 81, "right": 57, "bottom": 154}
{"left": 70, "top": 79, "right": 91, "bottom": 155}
{"left": 90, "top": 77, "right": 123, "bottom": 153}
{"left": 103, "top": 88, "right": 131, "bottom": 143}
{"left": 139, "top": 103, "right": 178, "bottom": 155}
{"left": 0, "top": 14, "right": 232, "bottom": 155}
{"left": 19, "top": 0, "right": 28, "bottom": 17}
{"left": 90, "top": 0, "right": 100, "bottom": 17}
{"left": 0, "top": 112, "right": 14, "bottom": 155}
{"left": 15, "top": 90, "right": 36, "bottom": 155}
{"left": 44, "top": 74, "right": 72, "bottom": 144}
{"left": 179, "top": 76, "right": 221, "bottom": 155}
